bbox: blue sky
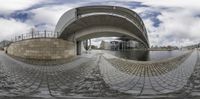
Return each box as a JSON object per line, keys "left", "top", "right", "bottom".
{"left": 0, "top": 0, "right": 200, "bottom": 46}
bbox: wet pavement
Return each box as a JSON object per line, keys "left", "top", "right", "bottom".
{"left": 0, "top": 50, "right": 199, "bottom": 99}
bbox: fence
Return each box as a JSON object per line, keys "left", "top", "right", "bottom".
{"left": 11, "top": 31, "right": 59, "bottom": 42}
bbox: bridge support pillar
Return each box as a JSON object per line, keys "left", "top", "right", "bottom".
{"left": 76, "top": 41, "right": 81, "bottom": 55}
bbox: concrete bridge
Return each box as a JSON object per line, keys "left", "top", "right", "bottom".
{"left": 2, "top": 5, "right": 200, "bottom": 98}
{"left": 7, "top": 5, "right": 149, "bottom": 59}
{"left": 55, "top": 6, "right": 149, "bottom": 55}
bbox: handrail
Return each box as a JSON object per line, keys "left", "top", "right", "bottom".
{"left": 11, "top": 31, "right": 59, "bottom": 42}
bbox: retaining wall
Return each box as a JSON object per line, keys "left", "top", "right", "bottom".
{"left": 7, "top": 38, "right": 75, "bottom": 60}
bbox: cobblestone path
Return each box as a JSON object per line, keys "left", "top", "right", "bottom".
{"left": 0, "top": 51, "right": 124, "bottom": 98}
{"left": 183, "top": 50, "right": 200, "bottom": 98}
{"left": 0, "top": 50, "right": 199, "bottom": 98}
{"left": 100, "top": 50, "right": 198, "bottom": 96}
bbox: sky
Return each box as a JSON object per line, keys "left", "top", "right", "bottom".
{"left": 0, "top": 0, "right": 200, "bottom": 47}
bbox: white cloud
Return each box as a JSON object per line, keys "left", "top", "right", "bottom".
{"left": 133, "top": 1, "right": 200, "bottom": 46}
{"left": 0, "top": 0, "right": 45, "bottom": 15}
{"left": 156, "top": 9, "right": 200, "bottom": 46}
{"left": 0, "top": 0, "right": 199, "bottom": 47}
{"left": 134, "top": 0, "right": 200, "bottom": 9}
{"left": 26, "top": 4, "right": 79, "bottom": 31}
{"left": 0, "top": 18, "right": 33, "bottom": 41}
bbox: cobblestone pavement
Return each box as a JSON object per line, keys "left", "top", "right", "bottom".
{"left": 0, "top": 50, "right": 199, "bottom": 99}
{"left": 0, "top": 51, "right": 125, "bottom": 98}
{"left": 183, "top": 50, "right": 200, "bottom": 98}
{"left": 99, "top": 50, "right": 199, "bottom": 97}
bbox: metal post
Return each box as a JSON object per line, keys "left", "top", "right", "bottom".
{"left": 57, "top": 32, "right": 59, "bottom": 38}
{"left": 22, "top": 34, "right": 23, "bottom": 40}
{"left": 38, "top": 31, "right": 40, "bottom": 38}
{"left": 124, "top": 41, "right": 127, "bottom": 50}
{"left": 121, "top": 41, "right": 122, "bottom": 51}
{"left": 3, "top": 41, "right": 5, "bottom": 47}
{"left": 113, "top": 42, "right": 115, "bottom": 51}
{"left": 44, "top": 30, "right": 46, "bottom": 38}
{"left": 89, "top": 39, "right": 91, "bottom": 50}
{"left": 73, "top": 32, "right": 75, "bottom": 42}
{"left": 86, "top": 40, "right": 88, "bottom": 50}
{"left": 32, "top": 30, "right": 33, "bottom": 38}
{"left": 118, "top": 42, "right": 119, "bottom": 50}
{"left": 123, "top": 41, "right": 125, "bottom": 51}
{"left": 125, "top": 41, "right": 126, "bottom": 50}
{"left": 122, "top": 41, "right": 124, "bottom": 51}
{"left": 126, "top": 41, "right": 127, "bottom": 50}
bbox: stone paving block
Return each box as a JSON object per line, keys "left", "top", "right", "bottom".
{"left": 0, "top": 50, "right": 199, "bottom": 98}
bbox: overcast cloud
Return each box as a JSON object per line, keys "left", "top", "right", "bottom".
{"left": 0, "top": 0, "right": 199, "bottom": 47}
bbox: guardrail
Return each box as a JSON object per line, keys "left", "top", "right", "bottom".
{"left": 11, "top": 31, "right": 59, "bottom": 42}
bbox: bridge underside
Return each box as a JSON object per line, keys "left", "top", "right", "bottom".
{"left": 60, "top": 15, "right": 148, "bottom": 45}
{"left": 56, "top": 6, "right": 149, "bottom": 55}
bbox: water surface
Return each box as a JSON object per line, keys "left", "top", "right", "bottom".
{"left": 102, "top": 50, "right": 185, "bottom": 61}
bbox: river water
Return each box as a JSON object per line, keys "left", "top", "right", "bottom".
{"left": 101, "top": 50, "right": 185, "bottom": 61}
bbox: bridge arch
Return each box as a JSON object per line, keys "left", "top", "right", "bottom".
{"left": 55, "top": 5, "right": 149, "bottom": 55}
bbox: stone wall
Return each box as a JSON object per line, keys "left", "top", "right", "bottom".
{"left": 7, "top": 38, "right": 75, "bottom": 60}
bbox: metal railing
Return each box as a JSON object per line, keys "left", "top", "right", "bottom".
{"left": 11, "top": 30, "right": 59, "bottom": 42}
